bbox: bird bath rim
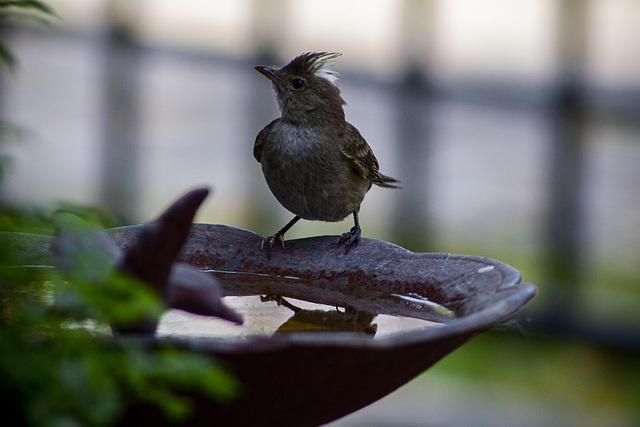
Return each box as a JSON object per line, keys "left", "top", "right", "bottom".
{"left": 106, "top": 223, "right": 537, "bottom": 349}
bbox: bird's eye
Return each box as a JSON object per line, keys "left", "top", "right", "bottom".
{"left": 291, "top": 78, "right": 305, "bottom": 90}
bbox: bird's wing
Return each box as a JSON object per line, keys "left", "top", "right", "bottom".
{"left": 340, "top": 123, "right": 402, "bottom": 188}
{"left": 339, "top": 123, "right": 381, "bottom": 180}
{"left": 253, "top": 119, "right": 280, "bottom": 162}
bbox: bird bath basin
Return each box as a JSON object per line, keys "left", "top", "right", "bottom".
{"left": 106, "top": 223, "right": 537, "bottom": 426}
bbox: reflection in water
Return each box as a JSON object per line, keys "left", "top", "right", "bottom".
{"left": 156, "top": 296, "right": 443, "bottom": 340}
{"left": 260, "top": 294, "right": 377, "bottom": 336}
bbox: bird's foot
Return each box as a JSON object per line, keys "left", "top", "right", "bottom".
{"left": 338, "top": 225, "right": 361, "bottom": 253}
{"left": 261, "top": 233, "right": 285, "bottom": 259}
{"left": 260, "top": 293, "right": 283, "bottom": 304}
{"left": 260, "top": 294, "right": 300, "bottom": 313}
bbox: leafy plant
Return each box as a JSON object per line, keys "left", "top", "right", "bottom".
{"left": 0, "top": 207, "right": 239, "bottom": 426}
{"left": 1, "top": 3, "right": 238, "bottom": 423}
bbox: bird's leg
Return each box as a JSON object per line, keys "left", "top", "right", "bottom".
{"left": 261, "top": 215, "right": 301, "bottom": 258}
{"left": 338, "top": 211, "right": 361, "bottom": 253}
{"left": 261, "top": 294, "right": 302, "bottom": 313}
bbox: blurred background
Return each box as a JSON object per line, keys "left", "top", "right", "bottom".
{"left": 1, "top": 0, "right": 639, "bottom": 425}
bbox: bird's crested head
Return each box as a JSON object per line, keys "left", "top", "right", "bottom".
{"left": 255, "top": 52, "right": 346, "bottom": 124}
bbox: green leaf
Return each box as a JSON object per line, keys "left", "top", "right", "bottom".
{"left": 0, "top": 1, "right": 56, "bottom": 16}
{"left": 0, "top": 1, "right": 57, "bottom": 70}
{"left": 0, "top": 42, "right": 16, "bottom": 69}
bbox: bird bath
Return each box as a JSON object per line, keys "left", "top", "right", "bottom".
{"left": 4, "top": 187, "right": 536, "bottom": 426}
{"left": 106, "top": 223, "right": 537, "bottom": 426}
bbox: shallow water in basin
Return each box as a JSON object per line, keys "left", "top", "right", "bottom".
{"left": 156, "top": 295, "right": 444, "bottom": 340}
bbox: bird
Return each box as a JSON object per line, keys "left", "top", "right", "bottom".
{"left": 254, "top": 51, "right": 400, "bottom": 257}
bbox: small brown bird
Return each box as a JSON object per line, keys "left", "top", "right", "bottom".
{"left": 254, "top": 52, "right": 400, "bottom": 256}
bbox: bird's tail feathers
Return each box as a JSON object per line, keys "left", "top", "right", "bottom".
{"left": 374, "top": 174, "right": 402, "bottom": 189}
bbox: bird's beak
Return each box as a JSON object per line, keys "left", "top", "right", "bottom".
{"left": 255, "top": 66, "right": 280, "bottom": 83}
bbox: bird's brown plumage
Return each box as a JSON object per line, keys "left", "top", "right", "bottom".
{"left": 253, "top": 52, "right": 400, "bottom": 255}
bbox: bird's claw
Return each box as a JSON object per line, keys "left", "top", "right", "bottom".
{"left": 338, "top": 226, "right": 361, "bottom": 253}
{"left": 261, "top": 233, "right": 285, "bottom": 259}
{"left": 260, "top": 293, "right": 283, "bottom": 304}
